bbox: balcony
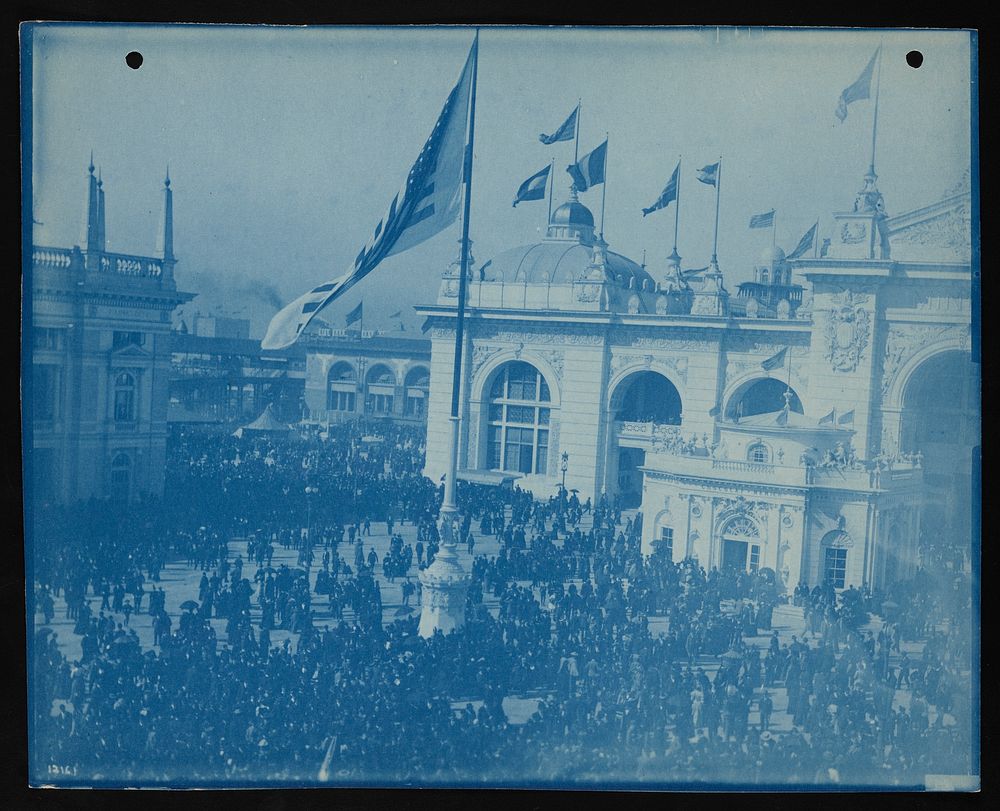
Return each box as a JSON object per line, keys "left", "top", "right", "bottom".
{"left": 32, "top": 246, "right": 165, "bottom": 280}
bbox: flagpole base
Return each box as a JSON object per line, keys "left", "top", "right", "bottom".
{"left": 417, "top": 509, "right": 468, "bottom": 638}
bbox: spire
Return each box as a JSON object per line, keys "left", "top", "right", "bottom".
{"left": 96, "top": 167, "right": 106, "bottom": 251}
{"left": 156, "top": 166, "right": 175, "bottom": 263}
{"left": 81, "top": 154, "right": 100, "bottom": 253}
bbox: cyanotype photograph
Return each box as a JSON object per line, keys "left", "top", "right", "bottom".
{"left": 21, "top": 24, "right": 979, "bottom": 791}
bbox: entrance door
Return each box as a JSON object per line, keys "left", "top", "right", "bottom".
{"left": 722, "top": 539, "right": 749, "bottom": 571}
{"left": 617, "top": 447, "right": 645, "bottom": 508}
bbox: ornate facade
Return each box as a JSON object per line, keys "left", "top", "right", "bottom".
{"left": 418, "top": 170, "right": 976, "bottom": 592}
{"left": 29, "top": 161, "right": 194, "bottom": 503}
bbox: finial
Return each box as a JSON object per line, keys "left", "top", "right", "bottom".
{"left": 88, "top": 151, "right": 95, "bottom": 174}
{"left": 782, "top": 389, "right": 792, "bottom": 412}
{"left": 165, "top": 164, "right": 171, "bottom": 188}
{"left": 641, "top": 249, "right": 646, "bottom": 269}
{"left": 97, "top": 166, "right": 103, "bottom": 188}
{"left": 569, "top": 183, "right": 579, "bottom": 202}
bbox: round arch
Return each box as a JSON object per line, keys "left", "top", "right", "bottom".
{"left": 472, "top": 351, "right": 561, "bottom": 408}
{"left": 723, "top": 375, "right": 804, "bottom": 421}
{"left": 404, "top": 365, "right": 430, "bottom": 388}
{"left": 327, "top": 361, "right": 357, "bottom": 383}
{"left": 365, "top": 363, "right": 396, "bottom": 386}
{"left": 479, "top": 359, "right": 556, "bottom": 476}
{"left": 606, "top": 366, "right": 684, "bottom": 421}
{"left": 609, "top": 369, "right": 683, "bottom": 424}
{"left": 884, "top": 335, "right": 971, "bottom": 411}
{"left": 717, "top": 514, "right": 763, "bottom": 572}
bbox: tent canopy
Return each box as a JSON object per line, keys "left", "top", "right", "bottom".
{"left": 234, "top": 404, "right": 294, "bottom": 437}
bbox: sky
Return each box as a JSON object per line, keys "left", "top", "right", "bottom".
{"left": 29, "top": 26, "right": 974, "bottom": 338}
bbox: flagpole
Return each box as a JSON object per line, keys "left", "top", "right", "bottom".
{"left": 672, "top": 157, "right": 681, "bottom": 255}
{"left": 599, "top": 133, "right": 608, "bottom": 239}
{"left": 441, "top": 31, "right": 479, "bottom": 524}
{"left": 546, "top": 158, "right": 554, "bottom": 225}
{"left": 711, "top": 156, "right": 722, "bottom": 265}
{"left": 574, "top": 100, "right": 581, "bottom": 165}
{"left": 814, "top": 218, "right": 819, "bottom": 258}
{"left": 870, "top": 44, "right": 883, "bottom": 176}
{"left": 771, "top": 210, "right": 777, "bottom": 252}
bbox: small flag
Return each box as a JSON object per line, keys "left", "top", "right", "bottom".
{"left": 389, "top": 310, "right": 402, "bottom": 319}
{"left": 750, "top": 210, "right": 775, "bottom": 229}
{"left": 345, "top": 302, "right": 363, "bottom": 328}
{"left": 642, "top": 162, "right": 680, "bottom": 217}
{"left": 786, "top": 222, "right": 819, "bottom": 260}
{"left": 539, "top": 105, "right": 579, "bottom": 145}
{"left": 696, "top": 162, "right": 719, "bottom": 186}
{"left": 682, "top": 266, "right": 710, "bottom": 276}
{"left": 819, "top": 409, "right": 836, "bottom": 425}
{"left": 567, "top": 139, "right": 607, "bottom": 192}
{"left": 838, "top": 409, "right": 855, "bottom": 426}
{"left": 513, "top": 164, "right": 551, "bottom": 207}
{"left": 761, "top": 347, "right": 787, "bottom": 371}
{"left": 836, "top": 47, "right": 880, "bottom": 122}
{"left": 261, "top": 36, "right": 477, "bottom": 350}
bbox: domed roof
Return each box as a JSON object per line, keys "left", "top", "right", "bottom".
{"left": 756, "top": 245, "right": 787, "bottom": 267}
{"left": 550, "top": 200, "right": 595, "bottom": 228}
{"left": 485, "top": 239, "right": 654, "bottom": 288}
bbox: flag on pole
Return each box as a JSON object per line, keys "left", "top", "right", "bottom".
{"left": 749, "top": 210, "right": 775, "bottom": 229}
{"left": 261, "top": 38, "right": 477, "bottom": 350}
{"left": 835, "top": 47, "right": 880, "bottom": 122}
{"left": 512, "top": 164, "right": 551, "bottom": 207}
{"left": 696, "top": 162, "right": 720, "bottom": 186}
{"left": 761, "top": 347, "right": 788, "bottom": 371}
{"left": 819, "top": 409, "right": 836, "bottom": 425}
{"left": 345, "top": 301, "right": 363, "bottom": 328}
{"left": 682, "top": 266, "right": 710, "bottom": 277}
{"left": 642, "top": 162, "right": 680, "bottom": 217}
{"left": 567, "top": 139, "right": 607, "bottom": 192}
{"left": 786, "top": 221, "right": 819, "bottom": 260}
{"left": 539, "top": 105, "right": 579, "bottom": 145}
{"left": 838, "top": 409, "right": 855, "bottom": 426}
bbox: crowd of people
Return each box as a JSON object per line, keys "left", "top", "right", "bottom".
{"left": 29, "top": 421, "right": 975, "bottom": 787}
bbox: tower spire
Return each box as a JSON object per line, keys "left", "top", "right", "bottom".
{"left": 96, "top": 166, "right": 106, "bottom": 252}
{"left": 81, "top": 154, "right": 100, "bottom": 255}
{"left": 157, "top": 165, "right": 175, "bottom": 268}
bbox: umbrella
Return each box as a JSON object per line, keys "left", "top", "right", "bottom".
{"left": 180, "top": 600, "right": 199, "bottom": 611}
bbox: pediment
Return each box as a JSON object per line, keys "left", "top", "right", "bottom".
{"left": 885, "top": 192, "right": 972, "bottom": 264}
{"left": 109, "top": 343, "right": 153, "bottom": 360}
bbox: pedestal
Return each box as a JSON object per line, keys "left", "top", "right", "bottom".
{"left": 417, "top": 514, "right": 469, "bottom": 637}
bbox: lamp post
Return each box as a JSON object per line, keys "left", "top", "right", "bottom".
{"left": 560, "top": 451, "right": 569, "bottom": 500}
{"left": 305, "top": 485, "right": 319, "bottom": 546}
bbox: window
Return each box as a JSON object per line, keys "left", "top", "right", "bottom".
{"left": 760, "top": 270, "right": 769, "bottom": 285}
{"left": 329, "top": 390, "right": 356, "bottom": 413}
{"left": 112, "top": 330, "right": 144, "bottom": 349}
{"left": 486, "top": 362, "right": 552, "bottom": 475}
{"left": 404, "top": 367, "right": 430, "bottom": 418}
{"left": 658, "top": 527, "right": 674, "bottom": 558}
{"left": 114, "top": 372, "right": 136, "bottom": 422}
{"left": 33, "top": 365, "right": 60, "bottom": 421}
{"left": 366, "top": 393, "right": 394, "bottom": 415}
{"left": 33, "top": 327, "right": 67, "bottom": 352}
{"left": 747, "top": 443, "right": 770, "bottom": 464}
{"left": 749, "top": 544, "right": 761, "bottom": 573}
{"left": 824, "top": 547, "right": 848, "bottom": 589}
{"left": 365, "top": 365, "right": 396, "bottom": 416}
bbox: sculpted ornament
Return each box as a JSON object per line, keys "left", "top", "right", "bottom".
{"left": 881, "top": 323, "right": 970, "bottom": 400}
{"left": 823, "top": 290, "right": 871, "bottom": 372}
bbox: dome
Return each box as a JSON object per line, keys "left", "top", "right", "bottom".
{"left": 756, "top": 245, "right": 787, "bottom": 267}
{"left": 550, "top": 200, "right": 595, "bottom": 228}
{"left": 484, "top": 240, "right": 654, "bottom": 288}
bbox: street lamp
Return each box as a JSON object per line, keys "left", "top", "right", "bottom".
{"left": 560, "top": 451, "right": 569, "bottom": 496}
{"left": 305, "top": 485, "right": 319, "bottom": 545}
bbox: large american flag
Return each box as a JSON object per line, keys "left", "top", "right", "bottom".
{"left": 262, "top": 36, "right": 477, "bottom": 350}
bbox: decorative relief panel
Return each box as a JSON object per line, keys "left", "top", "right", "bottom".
{"left": 823, "top": 290, "right": 871, "bottom": 372}
{"left": 611, "top": 352, "right": 688, "bottom": 384}
{"left": 890, "top": 205, "right": 971, "bottom": 253}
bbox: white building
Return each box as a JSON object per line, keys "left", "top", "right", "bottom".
{"left": 418, "top": 168, "right": 976, "bottom": 593}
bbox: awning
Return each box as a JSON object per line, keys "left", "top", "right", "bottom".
{"left": 456, "top": 469, "right": 521, "bottom": 487}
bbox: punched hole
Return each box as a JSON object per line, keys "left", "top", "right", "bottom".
{"left": 126, "top": 51, "right": 143, "bottom": 69}
{"left": 906, "top": 50, "right": 923, "bottom": 68}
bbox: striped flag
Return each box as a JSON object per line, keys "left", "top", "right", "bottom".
{"left": 836, "top": 47, "right": 880, "bottom": 122}
{"left": 513, "top": 164, "right": 551, "bottom": 207}
{"left": 749, "top": 210, "right": 775, "bottom": 229}
{"left": 642, "top": 162, "right": 680, "bottom": 217}
{"left": 567, "top": 139, "right": 607, "bottom": 192}
{"left": 345, "top": 302, "right": 363, "bottom": 328}
{"left": 539, "top": 105, "right": 579, "bottom": 145}
{"left": 696, "top": 162, "right": 719, "bottom": 186}
{"left": 786, "top": 221, "right": 818, "bottom": 260}
{"left": 261, "top": 37, "right": 478, "bottom": 350}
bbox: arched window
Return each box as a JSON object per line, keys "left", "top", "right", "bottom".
{"left": 110, "top": 452, "right": 131, "bottom": 499}
{"left": 365, "top": 364, "right": 396, "bottom": 416}
{"left": 114, "top": 372, "right": 136, "bottom": 422}
{"left": 721, "top": 515, "right": 762, "bottom": 573}
{"left": 760, "top": 269, "right": 769, "bottom": 285}
{"left": 747, "top": 442, "right": 770, "bottom": 464}
{"left": 404, "top": 366, "right": 430, "bottom": 418}
{"left": 327, "top": 362, "right": 357, "bottom": 413}
{"left": 487, "top": 361, "right": 551, "bottom": 475}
